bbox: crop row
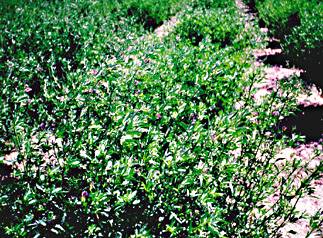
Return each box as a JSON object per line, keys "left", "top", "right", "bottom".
{"left": 243, "top": 0, "right": 322, "bottom": 87}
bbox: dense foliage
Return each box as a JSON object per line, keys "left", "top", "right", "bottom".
{"left": 0, "top": 0, "right": 321, "bottom": 237}
{"left": 173, "top": 7, "right": 260, "bottom": 48}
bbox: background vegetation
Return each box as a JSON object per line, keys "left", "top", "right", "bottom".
{"left": 243, "top": 0, "right": 323, "bottom": 87}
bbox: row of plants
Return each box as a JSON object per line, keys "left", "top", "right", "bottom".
{"left": 0, "top": 0, "right": 203, "bottom": 155}
{"left": 1, "top": 0, "right": 195, "bottom": 237}
{"left": 243, "top": 0, "right": 323, "bottom": 87}
{"left": 0, "top": 0, "right": 321, "bottom": 237}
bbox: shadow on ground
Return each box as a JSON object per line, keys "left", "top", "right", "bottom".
{"left": 259, "top": 51, "right": 322, "bottom": 90}
{"left": 259, "top": 53, "right": 289, "bottom": 68}
{"left": 279, "top": 106, "right": 323, "bottom": 143}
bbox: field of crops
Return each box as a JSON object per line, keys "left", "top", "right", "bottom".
{"left": 0, "top": 0, "right": 322, "bottom": 237}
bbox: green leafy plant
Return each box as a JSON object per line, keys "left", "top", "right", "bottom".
{"left": 172, "top": 6, "right": 263, "bottom": 49}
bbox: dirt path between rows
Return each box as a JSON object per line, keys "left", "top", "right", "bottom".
{"left": 235, "top": 0, "right": 322, "bottom": 237}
